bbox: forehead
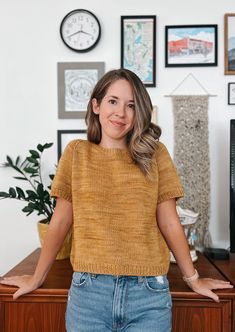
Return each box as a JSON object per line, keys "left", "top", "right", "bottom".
{"left": 105, "top": 79, "right": 134, "bottom": 98}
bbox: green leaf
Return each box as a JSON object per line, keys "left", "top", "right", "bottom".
{"left": 26, "top": 190, "right": 38, "bottom": 199}
{"left": 30, "top": 174, "right": 39, "bottom": 178}
{"left": 29, "top": 150, "right": 40, "bottom": 158}
{"left": 6, "top": 156, "right": 13, "bottom": 165}
{"left": 9, "top": 187, "right": 16, "bottom": 198}
{"left": 24, "top": 167, "right": 38, "bottom": 174}
{"left": 0, "top": 192, "right": 10, "bottom": 198}
{"left": 26, "top": 157, "right": 39, "bottom": 165}
{"left": 49, "top": 174, "right": 55, "bottom": 180}
{"left": 15, "top": 156, "right": 20, "bottom": 165}
{"left": 13, "top": 176, "right": 28, "bottom": 181}
{"left": 22, "top": 206, "right": 31, "bottom": 212}
{"left": 16, "top": 187, "right": 25, "bottom": 199}
{"left": 36, "top": 183, "right": 44, "bottom": 197}
{"left": 37, "top": 144, "right": 43, "bottom": 152}
{"left": 43, "top": 143, "right": 53, "bottom": 149}
{"left": 22, "top": 206, "right": 34, "bottom": 216}
{"left": 0, "top": 162, "right": 9, "bottom": 167}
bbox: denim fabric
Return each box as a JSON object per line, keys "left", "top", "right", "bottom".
{"left": 66, "top": 272, "right": 172, "bottom": 332}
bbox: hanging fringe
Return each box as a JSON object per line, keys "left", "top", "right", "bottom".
{"left": 172, "top": 95, "right": 212, "bottom": 249}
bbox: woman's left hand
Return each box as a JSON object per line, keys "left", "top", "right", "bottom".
{"left": 188, "top": 278, "right": 233, "bottom": 302}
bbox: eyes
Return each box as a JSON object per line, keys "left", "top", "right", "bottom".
{"left": 108, "top": 98, "right": 135, "bottom": 110}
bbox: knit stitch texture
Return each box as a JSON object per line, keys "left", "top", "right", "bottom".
{"left": 51, "top": 140, "right": 184, "bottom": 276}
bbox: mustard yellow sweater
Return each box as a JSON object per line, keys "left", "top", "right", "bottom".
{"left": 51, "top": 140, "right": 183, "bottom": 276}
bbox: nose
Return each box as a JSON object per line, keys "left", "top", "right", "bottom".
{"left": 115, "top": 105, "right": 125, "bottom": 117}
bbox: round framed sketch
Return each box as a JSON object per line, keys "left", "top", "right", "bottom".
{"left": 60, "top": 9, "right": 101, "bottom": 52}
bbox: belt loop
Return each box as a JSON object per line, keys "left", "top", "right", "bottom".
{"left": 138, "top": 276, "right": 144, "bottom": 283}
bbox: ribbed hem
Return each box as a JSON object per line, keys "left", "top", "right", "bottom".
{"left": 71, "top": 261, "right": 170, "bottom": 277}
{"left": 157, "top": 188, "right": 184, "bottom": 204}
{"left": 50, "top": 187, "right": 72, "bottom": 202}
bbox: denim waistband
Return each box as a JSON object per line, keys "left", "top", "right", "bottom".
{"left": 86, "top": 273, "right": 148, "bottom": 283}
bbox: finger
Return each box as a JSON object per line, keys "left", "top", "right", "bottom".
{"left": 207, "top": 280, "right": 234, "bottom": 290}
{"left": 209, "top": 279, "right": 232, "bottom": 284}
{"left": 0, "top": 279, "right": 19, "bottom": 287}
{"left": 201, "top": 289, "right": 220, "bottom": 302}
{"left": 212, "top": 283, "right": 234, "bottom": 290}
{"left": 13, "top": 288, "right": 28, "bottom": 300}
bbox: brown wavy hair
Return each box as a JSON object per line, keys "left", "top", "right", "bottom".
{"left": 85, "top": 69, "right": 161, "bottom": 178}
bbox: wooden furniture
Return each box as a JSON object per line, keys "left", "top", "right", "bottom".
{"left": 170, "top": 253, "right": 235, "bottom": 332}
{"left": 0, "top": 250, "right": 234, "bottom": 332}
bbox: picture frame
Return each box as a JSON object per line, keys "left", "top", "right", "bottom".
{"left": 224, "top": 14, "right": 235, "bottom": 75}
{"left": 165, "top": 25, "right": 218, "bottom": 67}
{"left": 121, "top": 15, "right": 156, "bottom": 87}
{"left": 228, "top": 83, "right": 235, "bottom": 105}
{"left": 57, "top": 129, "right": 87, "bottom": 160}
{"left": 58, "top": 62, "right": 105, "bottom": 119}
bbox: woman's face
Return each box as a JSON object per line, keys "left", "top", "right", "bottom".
{"left": 92, "top": 79, "right": 135, "bottom": 148}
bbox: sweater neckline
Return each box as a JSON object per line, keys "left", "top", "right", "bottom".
{"left": 89, "top": 141, "right": 130, "bottom": 157}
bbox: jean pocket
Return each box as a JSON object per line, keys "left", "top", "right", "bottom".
{"left": 72, "top": 271, "right": 90, "bottom": 288}
{"left": 144, "top": 275, "right": 169, "bottom": 293}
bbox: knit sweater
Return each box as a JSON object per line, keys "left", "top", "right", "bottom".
{"left": 50, "top": 140, "right": 184, "bottom": 276}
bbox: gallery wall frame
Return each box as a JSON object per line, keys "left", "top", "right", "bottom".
{"left": 224, "top": 14, "right": 235, "bottom": 75}
{"left": 228, "top": 83, "right": 235, "bottom": 105}
{"left": 58, "top": 62, "right": 105, "bottom": 119}
{"left": 121, "top": 15, "right": 156, "bottom": 87}
{"left": 165, "top": 25, "right": 218, "bottom": 67}
{"left": 57, "top": 129, "right": 87, "bottom": 160}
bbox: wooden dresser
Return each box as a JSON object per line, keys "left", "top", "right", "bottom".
{"left": 0, "top": 250, "right": 234, "bottom": 332}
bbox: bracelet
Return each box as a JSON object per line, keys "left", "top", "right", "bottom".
{"left": 182, "top": 269, "right": 199, "bottom": 283}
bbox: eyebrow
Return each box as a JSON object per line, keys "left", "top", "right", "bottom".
{"left": 108, "top": 95, "right": 134, "bottom": 103}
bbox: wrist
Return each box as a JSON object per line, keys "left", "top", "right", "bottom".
{"left": 32, "top": 274, "right": 45, "bottom": 287}
{"left": 182, "top": 269, "right": 199, "bottom": 285}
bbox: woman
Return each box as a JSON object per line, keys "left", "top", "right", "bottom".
{"left": 1, "top": 69, "right": 233, "bottom": 331}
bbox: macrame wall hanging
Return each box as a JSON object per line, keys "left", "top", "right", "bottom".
{"left": 166, "top": 73, "right": 217, "bottom": 248}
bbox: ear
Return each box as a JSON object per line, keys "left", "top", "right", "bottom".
{"left": 92, "top": 98, "right": 100, "bottom": 114}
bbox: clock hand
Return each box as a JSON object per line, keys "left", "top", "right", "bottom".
{"left": 67, "top": 29, "right": 92, "bottom": 38}
{"left": 67, "top": 30, "right": 82, "bottom": 38}
{"left": 79, "top": 30, "right": 93, "bottom": 36}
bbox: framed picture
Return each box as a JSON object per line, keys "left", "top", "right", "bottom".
{"left": 224, "top": 14, "right": 235, "bottom": 75}
{"left": 165, "top": 25, "right": 218, "bottom": 67}
{"left": 58, "top": 62, "right": 105, "bottom": 119}
{"left": 57, "top": 129, "right": 87, "bottom": 160}
{"left": 121, "top": 16, "right": 156, "bottom": 87}
{"left": 228, "top": 83, "right": 235, "bottom": 105}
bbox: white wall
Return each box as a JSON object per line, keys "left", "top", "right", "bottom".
{"left": 0, "top": 0, "right": 234, "bottom": 275}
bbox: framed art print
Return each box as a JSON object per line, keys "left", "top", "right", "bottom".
{"left": 58, "top": 62, "right": 105, "bottom": 119}
{"left": 224, "top": 14, "right": 235, "bottom": 75}
{"left": 57, "top": 129, "right": 87, "bottom": 160}
{"left": 121, "top": 16, "right": 156, "bottom": 87}
{"left": 228, "top": 83, "right": 235, "bottom": 105}
{"left": 165, "top": 25, "right": 218, "bottom": 67}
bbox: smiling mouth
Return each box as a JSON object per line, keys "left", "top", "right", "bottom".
{"left": 110, "top": 120, "right": 125, "bottom": 127}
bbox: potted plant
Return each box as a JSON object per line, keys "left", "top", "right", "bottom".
{"left": 0, "top": 143, "right": 71, "bottom": 259}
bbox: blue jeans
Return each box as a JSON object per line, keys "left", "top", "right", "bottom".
{"left": 66, "top": 272, "right": 172, "bottom": 332}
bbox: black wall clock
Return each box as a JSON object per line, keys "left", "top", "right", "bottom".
{"left": 60, "top": 9, "right": 101, "bottom": 52}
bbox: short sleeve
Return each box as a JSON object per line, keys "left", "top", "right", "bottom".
{"left": 50, "top": 140, "right": 78, "bottom": 202}
{"left": 156, "top": 142, "right": 184, "bottom": 204}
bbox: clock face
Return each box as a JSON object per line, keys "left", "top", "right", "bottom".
{"left": 60, "top": 9, "right": 101, "bottom": 52}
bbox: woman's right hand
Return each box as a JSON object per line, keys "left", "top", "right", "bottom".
{"left": 0, "top": 275, "right": 42, "bottom": 299}
{"left": 0, "top": 198, "right": 73, "bottom": 300}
